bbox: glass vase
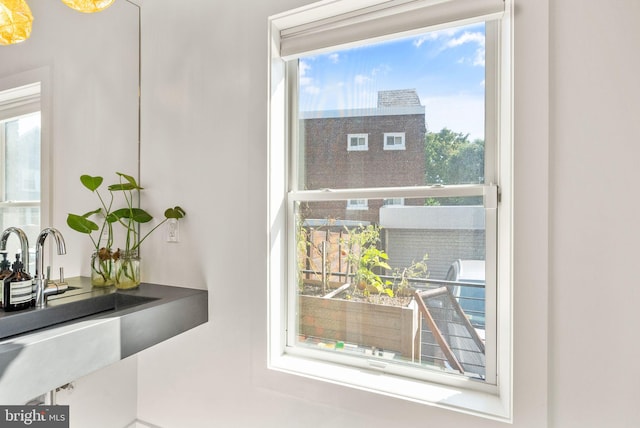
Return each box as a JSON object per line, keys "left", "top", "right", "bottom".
{"left": 115, "top": 250, "right": 140, "bottom": 289}
{"left": 91, "top": 249, "right": 115, "bottom": 287}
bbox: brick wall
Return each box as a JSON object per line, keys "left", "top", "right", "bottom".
{"left": 301, "top": 113, "right": 425, "bottom": 224}
{"left": 384, "top": 229, "right": 485, "bottom": 280}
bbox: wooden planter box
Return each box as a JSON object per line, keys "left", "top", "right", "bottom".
{"left": 298, "top": 295, "right": 420, "bottom": 360}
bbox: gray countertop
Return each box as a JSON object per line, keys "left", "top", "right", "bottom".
{"left": 0, "top": 277, "right": 208, "bottom": 404}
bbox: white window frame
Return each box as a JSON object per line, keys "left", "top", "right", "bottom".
{"left": 383, "top": 132, "right": 405, "bottom": 150}
{"left": 268, "top": 0, "right": 512, "bottom": 421}
{"left": 346, "top": 198, "right": 368, "bottom": 210}
{"left": 383, "top": 197, "right": 404, "bottom": 206}
{"left": 0, "top": 69, "right": 51, "bottom": 232}
{"left": 347, "top": 133, "right": 368, "bottom": 151}
{"left": 0, "top": 84, "right": 42, "bottom": 217}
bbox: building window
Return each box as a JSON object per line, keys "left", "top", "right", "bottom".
{"left": 383, "top": 132, "right": 405, "bottom": 150}
{"left": 347, "top": 134, "right": 368, "bottom": 151}
{"left": 269, "top": 0, "right": 511, "bottom": 419}
{"left": 346, "top": 199, "right": 368, "bottom": 210}
{"left": 383, "top": 198, "right": 404, "bottom": 206}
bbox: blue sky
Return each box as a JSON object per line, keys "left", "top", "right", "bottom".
{"left": 298, "top": 22, "right": 486, "bottom": 141}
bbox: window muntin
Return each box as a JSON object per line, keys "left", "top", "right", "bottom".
{"left": 269, "top": 0, "right": 510, "bottom": 417}
{"left": 383, "top": 132, "right": 405, "bottom": 150}
{"left": 347, "top": 134, "right": 368, "bottom": 151}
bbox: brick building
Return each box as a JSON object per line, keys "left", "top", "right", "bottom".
{"left": 301, "top": 89, "right": 426, "bottom": 224}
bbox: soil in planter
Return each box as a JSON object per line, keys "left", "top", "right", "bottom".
{"left": 301, "top": 282, "right": 413, "bottom": 307}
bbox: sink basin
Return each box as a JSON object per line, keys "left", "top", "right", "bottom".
{"left": 0, "top": 291, "right": 157, "bottom": 340}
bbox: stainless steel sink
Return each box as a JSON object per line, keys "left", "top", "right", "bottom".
{"left": 0, "top": 290, "right": 157, "bottom": 340}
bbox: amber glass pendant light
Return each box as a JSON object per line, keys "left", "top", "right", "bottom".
{"left": 61, "top": 0, "right": 115, "bottom": 13}
{"left": 0, "top": 0, "right": 34, "bottom": 45}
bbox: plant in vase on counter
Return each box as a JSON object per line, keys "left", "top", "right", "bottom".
{"left": 67, "top": 172, "right": 185, "bottom": 289}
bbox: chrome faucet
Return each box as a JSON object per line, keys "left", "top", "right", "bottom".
{"left": 34, "top": 227, "right": 67, "bottom": 308}
{"left": 0, "top": 227, "right": 30, "bottom": 273}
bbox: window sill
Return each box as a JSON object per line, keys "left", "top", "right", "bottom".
{"left": 269, "top": 352, "right": 511, "bottom": 422}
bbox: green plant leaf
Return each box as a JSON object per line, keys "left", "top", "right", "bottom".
{"left": 80, "top": 175, "right": 103, "bottom": 192}
{"left": 108, "top": 183, "right": 138, "bottom": 191}
{"left": 378, "top": 261, "right": 392, "bottom": 271}
{"left": 118, "top": 172, "right": 142, "bottom": 188}
{"left": 67, "top": 213, "right": 99, "bottom": 234}
{"left": 105, "top": 212, "right": 120, "bottom": 223}
{"left": 112, "top": 208, "right": 153, "bottom": 223}
{"left": 108, "top": 172, "right": 143, "bottom": 191}
{"left": 81, "top": 208, "right": 102, "bottom": 218}
{"left": 164, "top": 206, "right": 186, "bottom": 219}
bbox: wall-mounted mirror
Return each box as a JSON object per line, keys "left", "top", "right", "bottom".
{"left": 0, "top": 0, "right": 140, "bottom": 275}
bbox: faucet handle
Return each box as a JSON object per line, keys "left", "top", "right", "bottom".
{"left": 47, "top": 267, "right": 68, "bottom": 295}
{"left": 59, "top": 267, "right": 66, "bottom": 285}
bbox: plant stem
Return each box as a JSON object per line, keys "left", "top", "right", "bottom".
{"left": 130, "top": 218, "right": 168, "bottom": 253}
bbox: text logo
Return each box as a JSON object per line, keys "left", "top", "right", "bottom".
{"left": 1, "top": 406, "right": 69, "bottom": 427}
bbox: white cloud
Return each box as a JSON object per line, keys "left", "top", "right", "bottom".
{"left": 299, "top": 60, "right": 320, "bottom": 94}
{"left": 447, "top": 31, "right": 485, "bottom": 67}
{"left": 414, "top": 28, "right": 486, "bottom": 67}
{"left": 328, "top": 53, "right": 340, "bottom": 63}
{"left": 304, "top": 86, "right": 321, "bottom": 95}
{"left": 371, "top": 64, "right": 390, "bottom": 76}
{"left": 354, "top": 74, "right": 372, "bottom": 85}
{"left": 446, "top": 31, "right": 485, "bottom": 48}
{"left": 473, "top": 49, "right": 485, "bottom": 67}
{"left": 413, "top": 27, "right": 459, "bottom": 47}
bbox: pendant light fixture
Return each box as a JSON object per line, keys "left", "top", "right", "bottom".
{"left": 0, "top": 0, "right": 33, "bottom": 46}
{"left": 61, "top": 0, "right": 115, "bottom": 13}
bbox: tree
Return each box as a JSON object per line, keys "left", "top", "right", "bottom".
{"left": 424, "top": 128, "right": 484, "bottom": 205}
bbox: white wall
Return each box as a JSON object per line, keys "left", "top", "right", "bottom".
{"left": 26, "top": 0, "right": 639, "bottom": 426}
{"left": 548, "top": 1, "right": 640, "bottom": 426}
{"left": 137, "top": 0, "right": 550, "bottom": 426}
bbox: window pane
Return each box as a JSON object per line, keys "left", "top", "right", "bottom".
{"left": 4, "top": 113, "right": 41, "bottom": 201}
{"left": 298, "top": 22, "right": 485, "bottom": 190}
{"left": 1, "top": 112, "right": 41, "bottom": 273}
{"left": 295, "top": 197, "right": 487, "bottom": 379}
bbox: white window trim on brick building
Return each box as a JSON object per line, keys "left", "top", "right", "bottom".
{"left": 346, "top": 198, "right": 368, "bottom": 210}
{"left": 347, "top": 133, "right": 368, "bottom": 151}
{"left": 268, "top": 0, "right": 513, "bottom": 421}
{"left": 383, "top": 132, "right": 406, "bottom": 150}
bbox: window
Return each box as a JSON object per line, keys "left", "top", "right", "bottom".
{"left": 0, "top": 83, "right": 41, "bottom": 270}
{"left": 269, "top": 0, "right": 511, "bottom": 419}
{"left": 383, "top": 132, "right": 405, "bottom": 150}
{"left": 346, "top": 199, "right": 368, "bottom": 210}
{"left": 383, "top": 198, "right": 404, "bottom": 206}
{"left": 347, "top": 134, "right": 368, "bottom": 151}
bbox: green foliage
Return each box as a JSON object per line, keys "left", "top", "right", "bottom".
{"left": 66, "top": 172, "right": 186, "bottom": 254}
{"left": 424, "top": 128, "right": 485, "bottom": 205}
{"left": 392, "top": 253, "right": 429, "bottom": 296}
{"left": 341, "top": 225, "right": 393, "bottom": 297}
